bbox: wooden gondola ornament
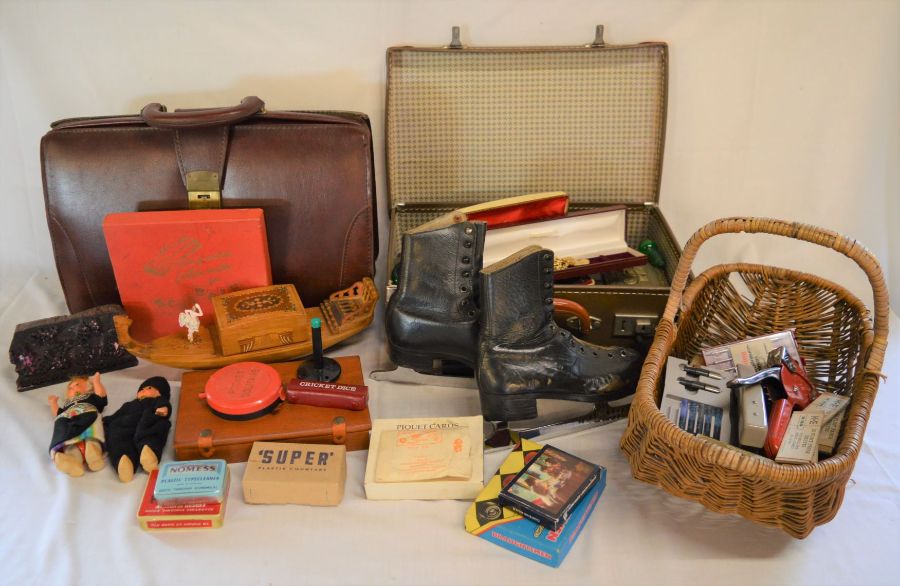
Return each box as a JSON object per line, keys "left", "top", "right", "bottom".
{"left": 113, "top": 279, "right": 378, "bottom": 370}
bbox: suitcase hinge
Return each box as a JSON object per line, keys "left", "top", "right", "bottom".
{"left": 186, "top": 171, "right": 222, "bottom": 209}
{"left": 446, "top": 26, "right": 464, "bottom": 49}
{"left": 590, "top": 25, "right": 606, "bottom": 48}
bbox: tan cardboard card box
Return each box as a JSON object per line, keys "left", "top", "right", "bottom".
{"left": 364, "top": 415, "right": 484, "bottom": 500}
{"left": 243, "top": 441, "right": 346, "bottom": 506}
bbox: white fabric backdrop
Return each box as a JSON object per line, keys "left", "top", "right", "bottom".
{"left": 0, "top": 1, "right": 897, "bottom": 584}
{"left": 0, "top": 0, "right": 897, "bottom": 311}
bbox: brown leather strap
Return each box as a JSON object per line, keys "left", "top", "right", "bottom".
{"left": 140, "top": 96, "right": 265, "bottom": 129}
{"left": 174, "top": 126, "right": 229, "bottom": 194}
{"left": 331, "top": 416, "right": 347, "bottom": 445}
{"left": 198, "top": 429, "right": 215, "bottom": 458}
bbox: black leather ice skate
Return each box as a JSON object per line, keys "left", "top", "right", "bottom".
{"left": 385, "top": 221, "right": 487, "bottom": 374}
{"left": 476, "top": 246, "right": 643, "bottom": 421}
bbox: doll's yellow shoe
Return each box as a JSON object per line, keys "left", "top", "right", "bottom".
{"left": 117, "top": 456, "right": 134, "bottom": 483}
{"left": 140, "top": 445, "right": 159, "bottom": 473}
{"left": 54, "top": 451, "right": 85, "bottom": 477}
{"left": 84, "top": 440, "right": 105, "bottom": 472}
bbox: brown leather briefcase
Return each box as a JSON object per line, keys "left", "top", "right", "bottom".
{"left": 41, "top": 96, "right": 377, "bottom": 314}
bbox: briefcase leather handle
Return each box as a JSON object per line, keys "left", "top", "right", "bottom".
{"left": 140, "top": 96, "right": 265, "bottom": 129}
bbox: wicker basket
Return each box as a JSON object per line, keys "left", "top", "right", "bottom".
{"left": 620, "top": 217, "right": 890, "bottom": 538}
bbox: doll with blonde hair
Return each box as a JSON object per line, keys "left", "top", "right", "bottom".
{"left": 47, "top": 372, "right": 108, "bottom": 477}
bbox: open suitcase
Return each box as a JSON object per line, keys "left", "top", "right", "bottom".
{"left": 385, "top": 26, "right": 682, "bottom": 367}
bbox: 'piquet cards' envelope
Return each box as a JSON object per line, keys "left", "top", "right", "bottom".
{"left": 364, "top": 416, "right": 484, "bottom": 500}
{"left": 375, "top": 428, "right": 472, "bottom": 482}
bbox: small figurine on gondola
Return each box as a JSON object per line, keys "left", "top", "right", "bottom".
{"left": 178, "top": 303, "right": 203, "bottom": 343}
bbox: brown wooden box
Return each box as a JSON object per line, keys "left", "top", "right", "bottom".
{"left": 212, "top": 284, "right": 310, "bottom": 356}
{"left": 385, "top": 28, "right": 681, "bottom": 353}
{"left": 174, "top": 356, "right": 370, "bottom": 463}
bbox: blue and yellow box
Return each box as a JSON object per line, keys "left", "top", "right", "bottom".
{"left": 464, "top": 439, "right": 605, "bottom": 568}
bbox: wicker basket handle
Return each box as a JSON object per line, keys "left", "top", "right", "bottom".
{"left": 663, "top": 217, "right": 890, "bottom": 374}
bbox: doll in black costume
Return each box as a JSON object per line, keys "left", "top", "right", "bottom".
{"left": 48, "top": 372, "right": 108, "bottom": 477}
{"left": 103, "top": 376, "right": 172, "bottom": 482}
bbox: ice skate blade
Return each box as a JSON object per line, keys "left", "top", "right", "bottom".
{"left": 483, "top": 399, "right": 627, "bottom": 450}
{"left": 369, "top": 364, "right": 477, "bottom": 389}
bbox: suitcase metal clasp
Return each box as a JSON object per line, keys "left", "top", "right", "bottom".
{"left": 446, "top": 26, "right": 463, "bottom": 49}
{"left": 186, "top": 170, "right": 222, "bottom": 209}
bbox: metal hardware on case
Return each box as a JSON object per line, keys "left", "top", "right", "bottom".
{"left": 332, "top": 416, "right": 347, "bottom": 445}
{"left": 186, "top": 170, "right": 222, "bottom": 209}
{"left": 590, "top": 24, "right": 605, "bottom": 48}
{"left": 448, "top": 26, "right": 463, "bottom": 49}
{"left": 198, "top": 428, "right": 214, "bottom": 457}
{"left": 565, "top": 315, "right": 601, "bottom": 332}
{"left": 613, "top": 313, "right": 659, "bottom": 337}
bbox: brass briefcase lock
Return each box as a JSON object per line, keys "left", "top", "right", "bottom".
{"left": 186, "top": 170, "right": 222, "bottom": 209}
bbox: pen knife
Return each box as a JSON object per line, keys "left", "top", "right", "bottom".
{"left": 679, "top": 363, "right": 723, "bottom": 380}
{"left": 677, "top": 377, "right": 721, "bottom": 393}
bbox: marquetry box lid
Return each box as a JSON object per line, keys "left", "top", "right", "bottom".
{"left": 212, "top": 284, "right": 309, "bottom": 356}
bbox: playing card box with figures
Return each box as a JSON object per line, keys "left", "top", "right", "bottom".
{"left": 497, "top": 444, "right": 602, "bottom": 531}
{"left": 464, "top": 439, "right": 605, "bottom": 567}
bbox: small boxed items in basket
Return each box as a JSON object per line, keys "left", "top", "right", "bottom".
{"left": 659, "top": 329, "right": 856, "bottom": 469}
{"left": 621, "top": 217, "right": 889, "bottom": 538}
{"left": 659, "top": 357, "right": 732, "bottom": 443}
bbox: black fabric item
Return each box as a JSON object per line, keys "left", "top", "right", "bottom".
{"left": 476, "top": 246, "right": 644, "bottom": 421}
{"left": 103, "top": 396, "right": 172, "bottom": 468}
{"left": 138, "top": 376, "right": 170, "bottom": 400}
{"left": 48, "top": 394, "right": 108, "bottom": 452}
{"left": 385, "top": 221, "right": 486, "bottom": 371}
